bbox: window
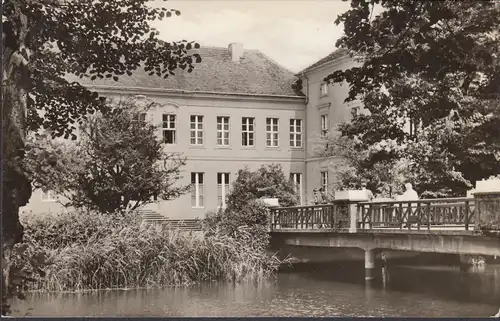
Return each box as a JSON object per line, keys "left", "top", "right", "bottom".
{"left": 407, "top": 117, "right": 419, "bottom": 137}
{"left": 241, "top": 117, "right": 255, "bottom": 147}
{"left": 41, "top": 188, "right": 55, "bottom": 202}
{"left": 351, "top": 106, "right": 360, "bottom": 117}
{"left": 320, "top": 114, "right": 329, "bottom": 137}
{"left": 266, "top": 118, "right": 279, "bottom": 147}
{"left": 190, "top": 115, "right": 204, "bottom": 145}
{"left": 290, "top": 173, "right": 303, "bottom": 205}
{"left": 162, "top": 114, "right": 176, "bottom": 144}
{"left": 217, "top": 116, "right": 230, "bottom": 146}
{"left": 320, "top": 82, "right": 328, "bottom": 97}
{"left": 191, "top": 173, "right": 204, "bottom": 208}
{"left": 133, "top": 113, "right": 146, "bottom": 122}
{"left": 320, "top": 171, "right": 328, "bottom": 193}
{"left": 289, "top": 119, "right": 302, "bottom": 148}
{"left": 217, "top": 173, "right": 230, "bottom": 208}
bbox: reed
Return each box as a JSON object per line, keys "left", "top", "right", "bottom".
{"left": 18, "top": 210, "right": 281, "bottom": 292}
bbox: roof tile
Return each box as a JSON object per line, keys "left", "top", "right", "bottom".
{"left": 69, "top": 46, "right": 301, "bottom": 97}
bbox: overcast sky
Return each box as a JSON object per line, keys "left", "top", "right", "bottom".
{"left": 151, "top": 0, "right": 352, "bottom": 73}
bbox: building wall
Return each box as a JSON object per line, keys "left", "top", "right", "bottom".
{"left": 144, "top": 158, "right": 305, "bottom": 219}
{"left": 21, "top": 89, "right": 306, "bottom": 218}
{"left": 144, "top": 91, "right": 306, "bottom": 217}
{"left": 300, "top": 56, "right": 362, "bottom": 203}
{"left": 20, "top": 55, "right": 367, "bottom": 216}
{"left": 21, "top": 189, "right": 67, "bottom": 216}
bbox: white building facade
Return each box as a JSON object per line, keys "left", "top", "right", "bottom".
{"left": 22, "top": 45, "right": 362, "bottom": 218}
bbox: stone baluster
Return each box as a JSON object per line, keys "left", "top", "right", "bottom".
{"left": 473, "top": 178, "right": 500, "bottom": 237}
{"left": 259, "top": 197, "right": 280, "bottom": 232}
{"left": 334, "top": 189, "right": 369, "bottom": 233}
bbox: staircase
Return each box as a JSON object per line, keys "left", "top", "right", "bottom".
{"left": 140, "top": 209, "right": 168, "bottom": 222}
{"left": 162, "top": 219, "right": 202, "bottom": 231}
{"left": 139, "top": 210, "right": 202, "bottom": 231}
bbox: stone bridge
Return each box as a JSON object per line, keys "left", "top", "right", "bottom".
{"left": 268, "top": 191, "right": 500, "bottom": 280}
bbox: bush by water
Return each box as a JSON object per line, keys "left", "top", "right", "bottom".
{"left": 14, "top": 210, "right": 281, "bottom": 292}
{"left": 10, "top": 165, "right": 294, "bottom": 295}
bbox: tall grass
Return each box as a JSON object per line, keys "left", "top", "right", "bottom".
{"left": 17, "top": 210, "right": 282, "bottom": 292}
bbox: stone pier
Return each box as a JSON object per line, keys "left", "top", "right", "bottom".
{"left": 473, "top": 178, "right": 500, "bottom": 236}
{"left": 365, "top": 249, "right": 375, "bottom": 281}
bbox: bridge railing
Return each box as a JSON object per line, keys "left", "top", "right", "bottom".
{"left": 269, "top": 202, "right": 349, "bottom": 230}
{"left": 357, "top": 198, "right": 476, "bottom": 231}
{"left": 269, "top": 197, "right": 476, "bottom": 232}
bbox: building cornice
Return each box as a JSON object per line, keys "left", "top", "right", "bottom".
{"left": 305, "top": 156, "right": 343, "bottom": 163}
{"left": 296, "top": 54, "right": 354, "bottom": 78}
{"left": 87, "top": 85, "right": 306, "bottom": 104}
{"left": 186, "top": 156, "right": 305, "bottom": 162}
{"left": 316, "top": 102, "right": 331, "bottom": 110}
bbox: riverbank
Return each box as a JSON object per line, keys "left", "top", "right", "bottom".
{"left": 11, "top": 261, "right": 500, "bottom": 317}
{"left": 15, "top": 210, "right": 282, "bottom": 293}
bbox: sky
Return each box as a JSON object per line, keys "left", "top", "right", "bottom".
{"left": 151, "top": 0, "right": 353, "bottom": 73}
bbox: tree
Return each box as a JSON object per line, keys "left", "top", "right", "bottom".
{"left": 226, "top": 164, "right": 299, "bottom": 212}
{"left": 25, "top": 98, "right": 189, "bottom": 213}
{"left": 317, "top": 129, "right": 413, "bottom": 197}
{"left": 325, "top": 0, "right": 500, "bottom": 197}
{"left": 1, "top": 0, "right": 201, "bottom": 314}
{"left": 23, "top": 130, "right": 85, "bottom": 202}
{"left": 203, "top": 164, "right": 298, "bottom": 238}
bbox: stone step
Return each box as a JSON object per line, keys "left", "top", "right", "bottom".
{"left": 138, "top": 210, "right": 201, "bottom": 230}
{"left": 142, "top": 215, "right": 166, "bottom": 219}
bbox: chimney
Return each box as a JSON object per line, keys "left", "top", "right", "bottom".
{"left": 228, "top": 43, "right": 244, "bottom": 62}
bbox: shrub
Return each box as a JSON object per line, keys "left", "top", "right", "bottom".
{"left": 14, "top": 210, "right": 281, "bottom": 292}
{"left": 12, "top": 165, "right": 295, "bottom": 294}
{"left": 21, "top": 210, "right": 139, "bottom": 249}
{"left": 204, "top": 165, "right": 297, "bottom": 236}
{"left": 202, "top": 165, "right": 292, "bottom": 273}
{"left": 203, "top": 200, "right": 269, "bottom": 237}
{"left": 226, "top": 164, "right": 299, "bottom": 212}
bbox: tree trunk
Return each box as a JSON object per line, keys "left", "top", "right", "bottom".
{"left": 1, "top": 57, "right": 32, "bottom": 316}
{"left": 1, "top": 5, "right": 32, "bottom": 314}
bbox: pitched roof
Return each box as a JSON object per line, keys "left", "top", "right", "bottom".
{"left": 297, "top": 48, "right": 349, "bottom": 75}
{"left": 69, "top": 46, "right": 301, "bottom": 97}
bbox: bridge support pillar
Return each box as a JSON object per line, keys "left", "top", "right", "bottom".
{"left": 459, "top": 254, "right": 472, "bottom": 272}
{"left": 365, "top": 249, "right": 375, "bottom": 281}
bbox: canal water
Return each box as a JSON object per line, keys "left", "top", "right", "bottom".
{"left": 11, "top": 254, "right": 500, "bottom": 317}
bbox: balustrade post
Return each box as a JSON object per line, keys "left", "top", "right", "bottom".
{"left": 416, "top": 202, "right": 421, "bottom": 230}
{"left": 427, "top": 203, "right": 431, "bottom": 230}
{"left": 473, "top": 178, "right": 500, "bottom": 236}
{"left": 348, "top": 201, "right": 359, "bottom": 233}
{"left": 464, "top": 200, "right": 470, "bottom": 231}
{"left": 334, "top": 190, "right": 369, "bottom": 232}
{"left": 259, "top": 198, "right": 280, "bottom": 232}
{"left": 267, "top": 209, "right": 273, "bottom": 232}
{"left": 332, "top": 204, "right": 337, "bottom": 229}
{"left": 398, "top": 203, "right": 403, "bottom": 229}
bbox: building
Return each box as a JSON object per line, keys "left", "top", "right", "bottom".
{"left": 21, "top": 44, "right": 363, "bottom": 218}
{"left": 22, "top": 43, "right": 309, "bottom": 218}
{"left": 295, "top": 48, "right": 362, "bottom": 203}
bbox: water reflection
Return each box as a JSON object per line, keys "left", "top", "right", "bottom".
{"left": 382, "top": 267, "right": 390, "bottom": 288}
{"left": 11, "top": 259, "right": 500, "bottom": 317}
{"left": 364, "top": 280, "right": 376, "bottom": 303}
